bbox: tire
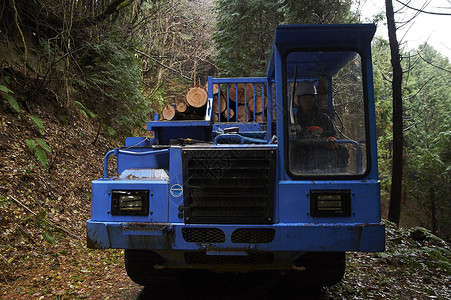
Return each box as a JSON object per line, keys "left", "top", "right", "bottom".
{"left": 124, "top": 250, "right": 179, "bottom": 287}
{"left": 283, "top": 252, "right": 346, "bottom": 287}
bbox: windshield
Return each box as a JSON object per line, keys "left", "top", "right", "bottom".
{"left": 286, "top": 51, "right": 367, "bottom": 176}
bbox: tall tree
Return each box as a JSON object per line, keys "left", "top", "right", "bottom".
{"left": 372, "top": 37, "right": 394, "bottom": 202}
{"left": 383, "top": 0, "right": 451, "bottom": 226}
{"left": 278, "top": 0, "right": 355, "bottom": 24}
{"left": 385, "top": 0, "right": 404, "bottom": 225}
{"left": 213, "top": 0, "right": 282, "bottom": 77}
{"left": 403, "top": 44, "right": 451, "bottom": 236}
{"left": 212, "top": 0, "right": 355, "bottom": 77}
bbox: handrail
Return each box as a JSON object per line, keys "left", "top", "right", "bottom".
{"left": 103, "top": 148, "right": 169, "bottom": 179}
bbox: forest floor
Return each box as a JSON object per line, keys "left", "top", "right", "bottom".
{"left": 1, "top": 84, "right": 450, "bottom": 299}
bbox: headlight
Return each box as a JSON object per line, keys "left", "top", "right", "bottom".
{"left": 111, "top": 190, "right": 149, "bottom": 215}
{"left": 310, "top": 190, "right": 351, "bottom": 217}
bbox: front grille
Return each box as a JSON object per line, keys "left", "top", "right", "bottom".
{"left": 182, "top": 228, "right": 225, "bottom": 243}
{"left": 231, "top": 228, "right": 275, "bottom": 243}
{"left": 184, "top": 252, "right": 274, "bottom": 265}
{"left": 182, "top": 148, "right": 276, "bottom": 224}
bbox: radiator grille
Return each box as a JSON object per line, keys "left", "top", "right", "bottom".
{"left": 183, "top": 148, "right": 275, "bottom": 224}
{"left": 231, "top": 228, "right": 275, "bottom": 243}
{"left": 182, "top": 228, "right": 225, "bottom": 243}
{"left": 184, "top": 252, "right": 274, "bottom": 265}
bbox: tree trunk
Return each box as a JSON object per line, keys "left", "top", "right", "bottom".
{"left": 386, "top": 0, "right": 404, "bottom": 226}
{"left": 429, "top": 187, "right": 438, "bottom": 234}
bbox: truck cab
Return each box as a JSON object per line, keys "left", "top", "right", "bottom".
{"left": 87, "top": 24, "right": 384, "bottom": 287}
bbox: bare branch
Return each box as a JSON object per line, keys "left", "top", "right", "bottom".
{"left": 396, "top": 0, "right": 451, "bottom": 15}
{"left": 418, "top": 51, "right": 451, "bottom": 74}
{"left": 136, "top": 49, "right": 192, "bottom": 81}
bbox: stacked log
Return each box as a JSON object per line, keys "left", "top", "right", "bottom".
{"left": 204, "top": 82, "right": 219, "bottom": 95}
{"left": 222, "top": 107, "right": 235, "bottom": 120}
{"left": 212, "top": 94, "right": 227, "bottom": 114}
{"left": 161, "top": 86, "right": 208, "bottom": 120}
{"left": 229, "top": 83, "right": 254, "bottom": 104}
{"left": 160, "top": 83, "right": 269, "bottom": 122}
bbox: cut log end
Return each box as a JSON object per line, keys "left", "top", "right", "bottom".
{"left": 212, "top": 95, "right": 227, "bottom": 114}
{"left": 204, "top": 82, "right": 219, "bottom": 95}
{"left": 176, "top": 101, "right": 188, "bottom": 113}
{"left": 247, "top": 95, "right": 266, "bottom": 113}
{"left": 237, "top": 105, "right": 250, "bottom": 122}
{"left": 222, "top": 107, "right": 235, "bottom": 120}
{"left": 186, "top": 87, "right": 207, "bottom": 108}
{"left": 162, "top": 104, "right": 176, "bottom": 120}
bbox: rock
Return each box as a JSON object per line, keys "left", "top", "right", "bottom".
{"left": 411, "top": 229, "right": 427, "bottom": 242}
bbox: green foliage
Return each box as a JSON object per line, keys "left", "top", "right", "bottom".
{"left": 372, "top": 37, "right": 394, "bottom": 198}
{"left": 402, "top": 45, "right": 451, "bottom": 237}
{"left": 25, "top": 138, "right": 51, "bottom": 168}
{"left": 213, "top": 0, "right": 355, "bottom": 76}
{"left": 0, "top": 84, "right": 20, "bottom": 113}
{"left": 213, "top": 0, "right": 282, "bottom": 77}
{"left": 0, "top": 195, "right": 11, "bottom": 208}
{"left": 372, "top": 39, "right": 450, "bottom": 238}
{"left": 42, "top": 231, "right": 57, "bottom": 244}
{"left": 277, "top": 0, "right": 355, "bottom": 24}
{"left": 76, "top": 30, "right": 149, "bottom": 138}
{"left": 29, "top": 116, "right": 45, "bottom": 134}
{"left": 73, "top": 100, "right": 96, "bottom": 119}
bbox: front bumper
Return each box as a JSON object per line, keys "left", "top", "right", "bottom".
{"left": 87, "top": 220, "right": 385, "bottom": 252}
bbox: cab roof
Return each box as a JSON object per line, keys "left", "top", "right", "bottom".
{"left": 267, "top": 24, "right": 377, "bottom": 80}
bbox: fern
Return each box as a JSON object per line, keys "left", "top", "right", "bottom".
{"left": 73, "top": 100, "right": 96, "bottom": 119}
{"left": 34, "top": 147, "right": 49, "bottom": 167}
{"left": 0, "top": 84, "right": 20, "bottom": 113}
{"left": 36, "top": 138, "right": 51, "bottom": 152}
{"left": 29, "top": 116, "right": 45, "bottom": 134}
{"left": 0, "top": 85, "right": 13, "bottom": 93}
{"left": 42, "top": 232, "right": 57, "bottom": 244}
{"left": 25, "top": 139, "right": 36, "bottom": 151}
{"left": 25, "top": 139, "right": 51, "bottom": 168}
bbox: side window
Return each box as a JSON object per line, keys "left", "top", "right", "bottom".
{"left": 286, "top": 51, "right": 367, "bottom": 176}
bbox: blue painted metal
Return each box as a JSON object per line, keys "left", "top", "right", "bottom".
{"left": 125, "top": 137, "right": 154, "bottom": 147}
{"left": 103, "top": 148, "right": 169, "bottom": 178}
{"left": 212, "top": 123, "right": 262, "bottom": 132}
{"left": 147, "top": 120, "right": 211, "bottom": 145}
{"left": 168, "top": 147, "right": 183, "bottom": 223}
{"left": 86, "top": 221, "right": 384, "bottom": 252}
{"left": 90, "top": 179, "right": 169, "bottom": 223}
{"left": 214, "top": 134, "right": 270, "bottom": 145}
{"left": 206, "top": 77, "right": 270, "bottom": 126}
{"left": 88, "top": 25, "right": 385, "bottom": 275}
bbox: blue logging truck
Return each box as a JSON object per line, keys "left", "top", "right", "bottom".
{"left": 87, "top": 24, "right": 385, "bottom": 287}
